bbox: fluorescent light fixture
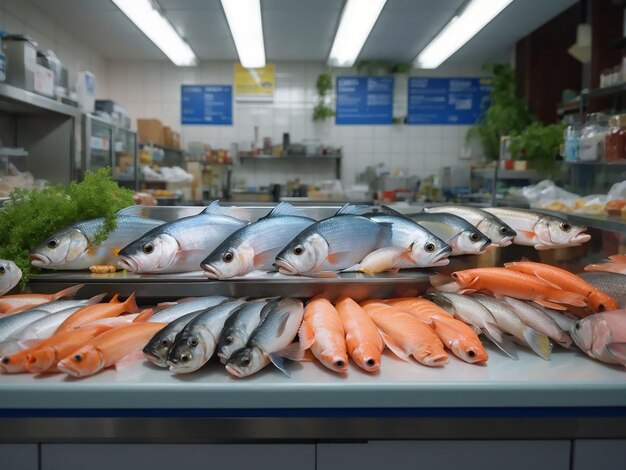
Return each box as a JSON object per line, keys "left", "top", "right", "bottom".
{"left": 415, "top": 0, "right": 514, "bottom": 69}
{"left": 328, "top": 0, "right": 387, "bottom": 67}
{"left": 111, "top": 0, "right": 197, "bottom": 66}
{"left": 221, "top": 0, "right": 265, "bottom": 69}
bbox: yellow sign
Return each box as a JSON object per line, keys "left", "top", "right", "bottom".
{"left": 234, "top": 63, "right": 275, "bottom": 102}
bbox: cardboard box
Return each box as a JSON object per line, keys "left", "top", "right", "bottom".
{"left": 171, "top": 131, "right": 181, "bottom": 149}
{"left": 163, "top": 126, "right": 173, "bottom": 147}
{"left": 137, "top": 119, "right": 164, "bottom": 145}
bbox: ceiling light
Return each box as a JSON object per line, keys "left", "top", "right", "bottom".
{"left": 414, "top": 0, "right": 514, "bottom": 69}
{"left": 111, "top": 0, "right": 197, "bottom": 66}
{"left": 221, "top": 0, "right": 265, "bottom": 69}
{"left": 328, "top": 0, "right": 387, "bottom": 67}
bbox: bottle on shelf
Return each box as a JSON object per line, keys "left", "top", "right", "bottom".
{"left": 579, "top": 113, "right": 608, "bottom": 162}
{"left": 564, "top": 115, "right": 582, "bottom": 162}
{"left": 604, "top": 114, "right": 626, "bottom": 162}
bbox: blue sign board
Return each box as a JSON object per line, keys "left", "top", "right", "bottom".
{"left": 407, "top": 77, "right": 491, "bottom": 125}
{"left": 181, "top": 85, "right": 233, "bottom": 125}
{"left": 336, "top": 76, "right": 393, "bottom": 125}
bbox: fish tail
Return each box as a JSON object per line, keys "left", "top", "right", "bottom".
{"left": 550, "top": 290, "right": 588, "bottom": 308}
{"left": 86, "top": 293, "right": 108, "bottom": 305}
{"left": 122, "top": 293, "right": 139, "bottom": 313}
{"left": 522, "top": 327, "right": 552, "bottom": 361}
{"left": 429, "top": 275, "right": 461, "bottom": 292}
{"left": 52, "top": 284, "right": 84, "bottom": 300}
{"left": 482, "top": 324, "right": 518, "bottom": 359}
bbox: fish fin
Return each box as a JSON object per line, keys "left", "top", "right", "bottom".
{"left": 535, "top": 300, "right": 568, "bottom": 311}
{"left": 115, "top": 350, "right": 145, "bottom": 371}
{"left": 86, "top": 293, "right": 108, "bottom": 305}
{"left": 122, "top": 292, "right": 139, "bottom": 313}
{"left": 326, "top": 251, "right": 353, "bottom": 265}
{"left": 483, "top": 321, "right": 503, "bottom": 342}
{"left": 607, "top": 343, "right": 626, "bottom": 365}
{"left": 89, "top": 316, "right": 133, "bottom": 327}
{"left": 109, "top": 294, "right": 121, "bottom": 304}
{"left": 18, "top": 339, "right": 42, "bottom": 349}
{"left": 275, "top": 311, "right": 290, "bottom": 337}
{"left": 52, "top": 284, "right": 84, "bottom": 300}
{"left": 87, "top": 246, "right": 98, "bottom": 256}
{"left": 378, "top": 330, "right": 411, "bottom": 362}
{"left": 550, "top": 291, "right": 588, "bottom": 308}
{"left": 202, "top": 200, "right": 251, "bottom": 221}
{"left": 298, "top": 320, "right": 315, "bottom": 349}
{"left": 262, "top": 202, "right": 308, "bottom": 219}
{"left": 528, "top": 272, "right": 566, "bottom": 290}
{"left": 277, "top": 342, "right": 306, "bottom": 362}
{"left": 253, "top": 249, "right": 278, "bottom": 268}
{"left": 300, "top": 350, "right": 316, "bottom": 362}
{"left": 334, "top": 203, "right": 369, "bottom": 216}
{"left": 391, "top": 247, "right": 415, "bottom": 265}
{"left": 379, "top": 205, "right": 414, "bottom": 221}
{"left": 131, "top": 308, "right": 154, "bottom": 322}
{"left": 522, "top": 327, "right": 552, "bottom": 361}
{"left": 429, "top": 275, "right": 461, "bottom": 292}
{"left": 517, "top": 230, "right": 537, "bottom": 240}
{"left": 302, "top": 271, "right": 339, "bottom": 278}
{"left": 268, "top": 353, "right": 291, "bottom": 377}
{"left": 482, "top": 326, "right": 519, "bottom": 359}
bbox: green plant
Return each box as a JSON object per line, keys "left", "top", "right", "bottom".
{"left": 466, "top": 63, "right": 533, "bottom": 159}
{"left": 508, "top": 121, "right": 566, "bottom": 176}
{"left": 313, "top": 70, "right": 335, "bottom": 122}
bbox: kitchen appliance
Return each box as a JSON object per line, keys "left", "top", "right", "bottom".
{"left": 2, "top": 34, "right": 37, "bottom": 91}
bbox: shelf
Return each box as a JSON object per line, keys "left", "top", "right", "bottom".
{"left": 564, "top": 160, "right": 626, "bottom": 166}
{"left": 581, "top": 82, "right": 626, "bottom": 100}
{"left": 140, "top": 142, "right": 185, "bottom": 154}
{"left": 239, "top": 154, "right": 342, "bottom": 160}
{"left": 0, "top": 82, "right": 79, "bottom": 117}
{"left": 472, "top": 169, "right": 540, "bottom": 180}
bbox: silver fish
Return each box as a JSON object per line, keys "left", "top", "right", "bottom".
{"left": 202, "top": 203, "right": 315, "bottom": 279}
{"left": 167, "top": 299, "right": 247, "bottom": 373}
{"left": 579, "top": 272, "right": 626, "bottom": 309}
{"left": 8, "top": 305, "right": 85, "bottom": 342}
{"left": 0, "top": 309, "right": 51, "bottom": 342}
{"left": 23, "top": 293, "right": 107, "bottom": 315}
{"left": 423, "top": 205, "right": 516, "bottom": 247}
{"left": 29, "top": 215, "right": 165, "bottom": 270}
{"left": 503, "top": 297, "right": 572, "bottom": 348}
{"left": 148, "top": 296, "right": 230, "bottom": 323}
{"left": 538, "top": 305, "right": 578, "bottom": 332}
{"left": 409, "top": 212, "right": 492, "bottom": 255}
{"left": 118, "top": 201, "right": 249, "bottom": 273}
{"left": 483, "top": 207, "right": 590, "bottom": 250}
{"left": 226, "top": 298, "right": 304, "bottom": 377}
{"left": 0, "top": 260, "right": 21, "bottom": 296}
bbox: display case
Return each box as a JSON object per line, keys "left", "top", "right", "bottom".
{"left": 113, "top": 127, "right": 138, "bottom": 191}
{"left": 82, "top": 114, "right": 114, "bottom": 175}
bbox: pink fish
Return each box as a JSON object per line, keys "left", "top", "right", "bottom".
{"left": 570, "top": 309, "right": 626, "bottom": 366}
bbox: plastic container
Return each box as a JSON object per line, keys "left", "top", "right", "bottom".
{"left": 604, "top": 114, "right": 626, "bottom": 162}
{"left": 76, "top": 70, "right": 95, "bottom": 113}
{"left": 579, "top": 114, "right": 608, "bottom": 162}
{"left": 564, "top": 116, "right": 582, "bottom": 162}
{"left": 2, "top": 34, "right": 37, "bottom": 91}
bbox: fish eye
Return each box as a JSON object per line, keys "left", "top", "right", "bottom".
{"left": 469, "top": 233, "right": 480, "bottom": 242}
{"left": 180, "top": 353, "right": 191, "bottom": 362}
{"left": 425, "top": 242, "right": 435, "bottom": 253}
{"left": 47, "top": 239, "right": 58, "bottom": 249}
{"left": 225, "top": 336, "right": 234, "bottom": 346}
{"left": 240, "top": 356, "right": 251, "bottom": 366}
{"left": 499, "top": 226, "right": 509, "bottom": 234}
{"left": 1, "top": 357, "right": 9, "bottom": 364}
{"left": 575, "top": 323, "right": 581, "bottom": 330}
{"left": 74, "top": 354, "right": 82, "bottom": 362}
{"left": 560, "top": 222, "right": 571, "bottom": 232}
{"left": 0, "top": 266, "right": 5, "bottom": 274}
{"left": 223, "top": 252, "right": 234, "bottom": 263}
{"left": 468, "top": 350, "right": 476, "bottom": 358}
{"left": 142, "top": 243, "right": 154, "bottom": 254}
{"left": 188, "top": 337, "right": 198, "bottom": 347}
{"left": 293, "top": 245, "right": 304, "bottom": 256}
{"left": 160, "top": 339, "right": 169, "bottom": 347}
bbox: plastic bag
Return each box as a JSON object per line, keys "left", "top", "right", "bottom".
{"left": 522, "top": 180, "right": 580, "bottom": 211}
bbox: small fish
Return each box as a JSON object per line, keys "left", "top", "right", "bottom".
{"left": 118, "top": 201, "right": 249, "bottom": 273}
{"left": 335, "top": 296, "right": 384, "bottom": 372}
{"left": 570, "top": 310, "right": 626, "bottom": 366}
{"left": 0, "top": 308, "right": 53, "bottom": 342}
{"left": 148, "top": 296, "right": 230, "bottom": 323}
{"left": 579, "top": 272, "right": 626, "bottom": 309}
{"left": 538, "top": 305, "right": 578, "bottom": 332}
{"left": 226, "top": 298, "right": 304, "bottom": 377}
{"left": 361, "top": 301, "right": 448, "bottom": 366}
{"left": 503, "top": 297, "right": 572, "bottom": 348}
{"left": 0, "top": 284, "right": 84, "bottom": 314}
{"left": 202, "top": 203, "right": 315, "bottom": 279}
{"left": 423, "top": 205, "right": 516, "bottom": 247}
{"left": 54, "top": 293, "right": 138, "bottom": 334}
{"left": 0, "top": 260, "right": 21, "bottom": 296}
{"left": 29, "top": 216, "right": 164, "bottom": 270}
{"left": 483, "top": 207, "right": 590, "bottom": 249}
{"left": 275, "top": 204, "right": 392, "bottom": 276}
{"left": 505, "top": 261, "right": 619, "bottom": 313}
{"left": 167, "top": 300, "right": 248, "bottom": 373}
{"left": 584, "top": 255, "right": 626, "bottom": 275}
{"left": 299, "top": 296, "right": 348, "bottom": 373}
{"left": 20, "top": 293, "right": 108, "bottom": 314}
{"left": 57, "top": 322, "right": 168, "bottom": 377}
{"left": 409, "top": 212, "right": 492, "bottom": 255}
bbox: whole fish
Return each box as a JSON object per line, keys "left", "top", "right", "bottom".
{"left": 361, "top": 301, "right": 448, "bottom": 366}
{"left": 409, "top": 212, "right": 492, "bottom": 256}
{"left": 167, "top": 300, "right": 248, "bottom": 373}
{"left": 148, "top": 296, "right": 230, "bottom": 323}
{"left": 584, "top": 255, "right": 626, "bottom": 275}
{"left": 538, "top": 304, "right": 578, "bottom": 332}
{"left": 503, "top": 297, "right": 572, "bottom": 348}
{"left": 24, "top": 293, "right": 107, "bottom": 314}
{"left": 335, "top": 296, "right": 384, "bottom": 372}
{"left": 226, "top": 298, "right": 304, "bottom": 377}
{"left": 472, "top": 294, "right": 552, "bottom": 360}
{"left": 29, "top": 216, "right": 165, "bottom": 270}
{"left": 216, "top": 299, "right": 274, "bottom": 364}
{"left": 202, "top": 203, "right": 315, "bottom": 279}
{"left": 0, "top": 284, "right": 84, "bottom": 314}
{"left": 571, "top": 310, "right": 626, "bottom": 366}
{"left": 432, "top": 268, "right": 588, "bottom": 311}
{"left": 579, "top": 272, "right": 626, "bottom": 308}
{"left": 55, "top": 293, "right": 138, "bottom": 334}
{"left": 118, "top": 201, "right": 249, "bottom": 273}
{"left": 505, "top": 261, "right": 619, "bottom": 313}
{"left": 423, "top": 205, "right": 516, "bottom": 247}
{"left": 0, "top": 308, "right": 53, "bottom": 342}
{"left": 275, "top": 204, "right": 392, "bottom": 276}
{"left": 299, "top": 296, "right": 349, "bottom": 373}
{"left": 57, "top": 322, "right": 168, "bottom": 377}
{"left": 0, "top": 260, "right": 21, "bottom": 296}
{"left": 483, "top": 207, "right": 590, "bottom": 250}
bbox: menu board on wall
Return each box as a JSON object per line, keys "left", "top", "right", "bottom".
{"left": 335, "top": 76, "right": 393, "bottom": 125}
{"left": 181, "top": 85, "right": 233, "bottom": 125}
{"left": 407, "top": 77, "right": 491, "bottom": 125}
{"left": 234, "top": 64, "right": 275, "bottom": 102}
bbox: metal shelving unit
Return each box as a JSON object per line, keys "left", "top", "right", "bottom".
{"left": 239, "top": 153, "right": 342, "bottom": 180}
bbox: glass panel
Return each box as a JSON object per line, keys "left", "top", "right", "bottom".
{"left": 89, "top": 120, "right": 113, "bottom": 172}
{"left": 113, "top": 128, "right": 137, "bottom": 191}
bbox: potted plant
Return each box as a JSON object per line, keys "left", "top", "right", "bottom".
{"left": 313, "top": 70, "right": 335, "bottom": 122}
{"left": 508, "top": 121, "right": 565, "bottom": 176}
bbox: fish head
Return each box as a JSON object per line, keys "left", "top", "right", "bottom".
{"left": 24, "top": 347, "right": 56, "bottom": 373}
{"left": 0, "top": 350, "right": 29, "bottom": 374}
{"left": 118, "top": 234, "right": 179, "bottom": 273}
{"left": 319, "top": 351, "right": 349, "bottom": 373}
{"left": 351, "top": 345, "right": 381, "bottom": 372}
{"left": 143, "top": 331, "right": 175, "bottom": 367}
{"left": 225, "top": 346, "right": 265, "bottom": 378}
{"left": 275, "top": 233, "right": 327, "bottom": 275}
{"left": 478, "top": 220, "right": 516, "bottom": 247}
{"left": 537, "top": 218, "right": 591, "bottom": 247}
{"left": 455, "top": 230, "right": 492, "bottom": 255}
{"left": 570, "top": 318, "right": 595, "bottom": 352}
{"left": 166, "top": 327, "right": 213, "bottom": 373}
{"left": 29, "top": 228, "right": 88, "bottom": 268}
{"left": 450, "top": 339, "right": 488, "bottom": 364}
{"left": 217, "top": 327, "right": 247, "bottom": 364}
{"left": 410, "top": 236, "right": 452, "bottom": 267}
{"left": 57, "top": 346, "right": 105, "bottom": 377}
{"left": 201, "top": 240, "right": 254, "bottom": 279}
{"left": 588, "top": 291, "right": 620, "bottom": 313}
{"left": 0, "top": 260, "right": 21, "bottom": 293}
{"left": 451, "top": 271, "right": 477, "bottom": 289}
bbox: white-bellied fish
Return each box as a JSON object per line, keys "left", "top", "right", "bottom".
{"left": 409, "top": 212, "right": 492, "bottom": 255}
{"left": 147, "top": 296, "right": 230, "bottom": 323}
{"left": 503, "top": 297, "right": 572, "bottom": 348}
{"left": 0, "top": 260, "right": 21, "bottom": 296}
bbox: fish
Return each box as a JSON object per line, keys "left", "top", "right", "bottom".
{"left": 503, "top": 297, "right": 572, "bottom": 348}
{"left": 57, "top": 322, "right": 168, "bottom": 377}
{"left": 361, "top": 301, "right": 448, "bottom": 366}
{"left": 0, "top": 260, "right": 22, "bottom": 296}
{"left": 472, "top": 294, "right": 552, "bottom": 360}
{"left": 423, "top": 205, "right": 517, "bottom": 247}
{"left": 216, "top": 299, "right": 274, "bottom": 364}
{"left": 226, "top": 298, "right": 304, "bottom": 377}
{"left": 385, "top": 298, "right": 488, "bottom": 364}
{"left": 570, "top": 310, "right": 626, "bottom": 366}
{"left": 432, "top": 268, "right": 589, "bottom": 311}
{"left": 29, "top": 215, "right": 165, "bottom": 270}
{"left": 0, "top": 308, "right": 54, "bottom": 342}
{"left": 54, "top": 293, "right": 138, "bottom": 334}
{"left": 538, "top": 304, "right": 578, "bottom": 332}
{"left": 0, "top": 284, "right": 84, "bottom": 314}
{"left": 584, "top": 255, "right": 626, "bottom": 275}
{"left": 579, "top": 272, "right": 626, "bottom": 309}
{"left": 334, "top": 296, "right": 384, "bottom": 372}
{"left": 0, "top": 324, "right": 113, "bottom": 374}
{"left": 482, "top": 207, "right": 590, "bottom": 249}
{"left": 423, "top": 292, "right": 517, "bottom": 358}
{"left": 201, "top": 203, "right": 315, "bottom": 279}
{"left": 167, "top": 300, "right": 248, "bottom": 373}
{"left": 409, "top": 212, "right": 492, "bottom": 255}
{"left": 275, "top": 204, "right": 392, "bottom": 276}
{"left": 148, "top": 296, "right": 230, "bottom": 323}
{"left": 298, "top": 295, "right": 349, "bottom": 373}
{"left": 117, "top": 201, "right": 249, "bottom": 273}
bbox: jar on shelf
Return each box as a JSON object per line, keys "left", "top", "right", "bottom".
{"left": 604, "top": 114, "right": 626, "bottom": 162}
{"left": 564, "top": 115, "right": 582, "bottom": 162}
{"left": 579, "top": 113, "right": 608, "bottom": 162}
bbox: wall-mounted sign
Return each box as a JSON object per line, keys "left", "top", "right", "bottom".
{"left": 181, "top": 85, "right": 233, "bottom": 125}
{"left": 234, "top": 64, "right": 275, "bottom": 102}
{"left": 336, "top": 76, "right": 393, "bottom": 125}
{"left": 407, "top": 77, "right": 491, "bottom": 125}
